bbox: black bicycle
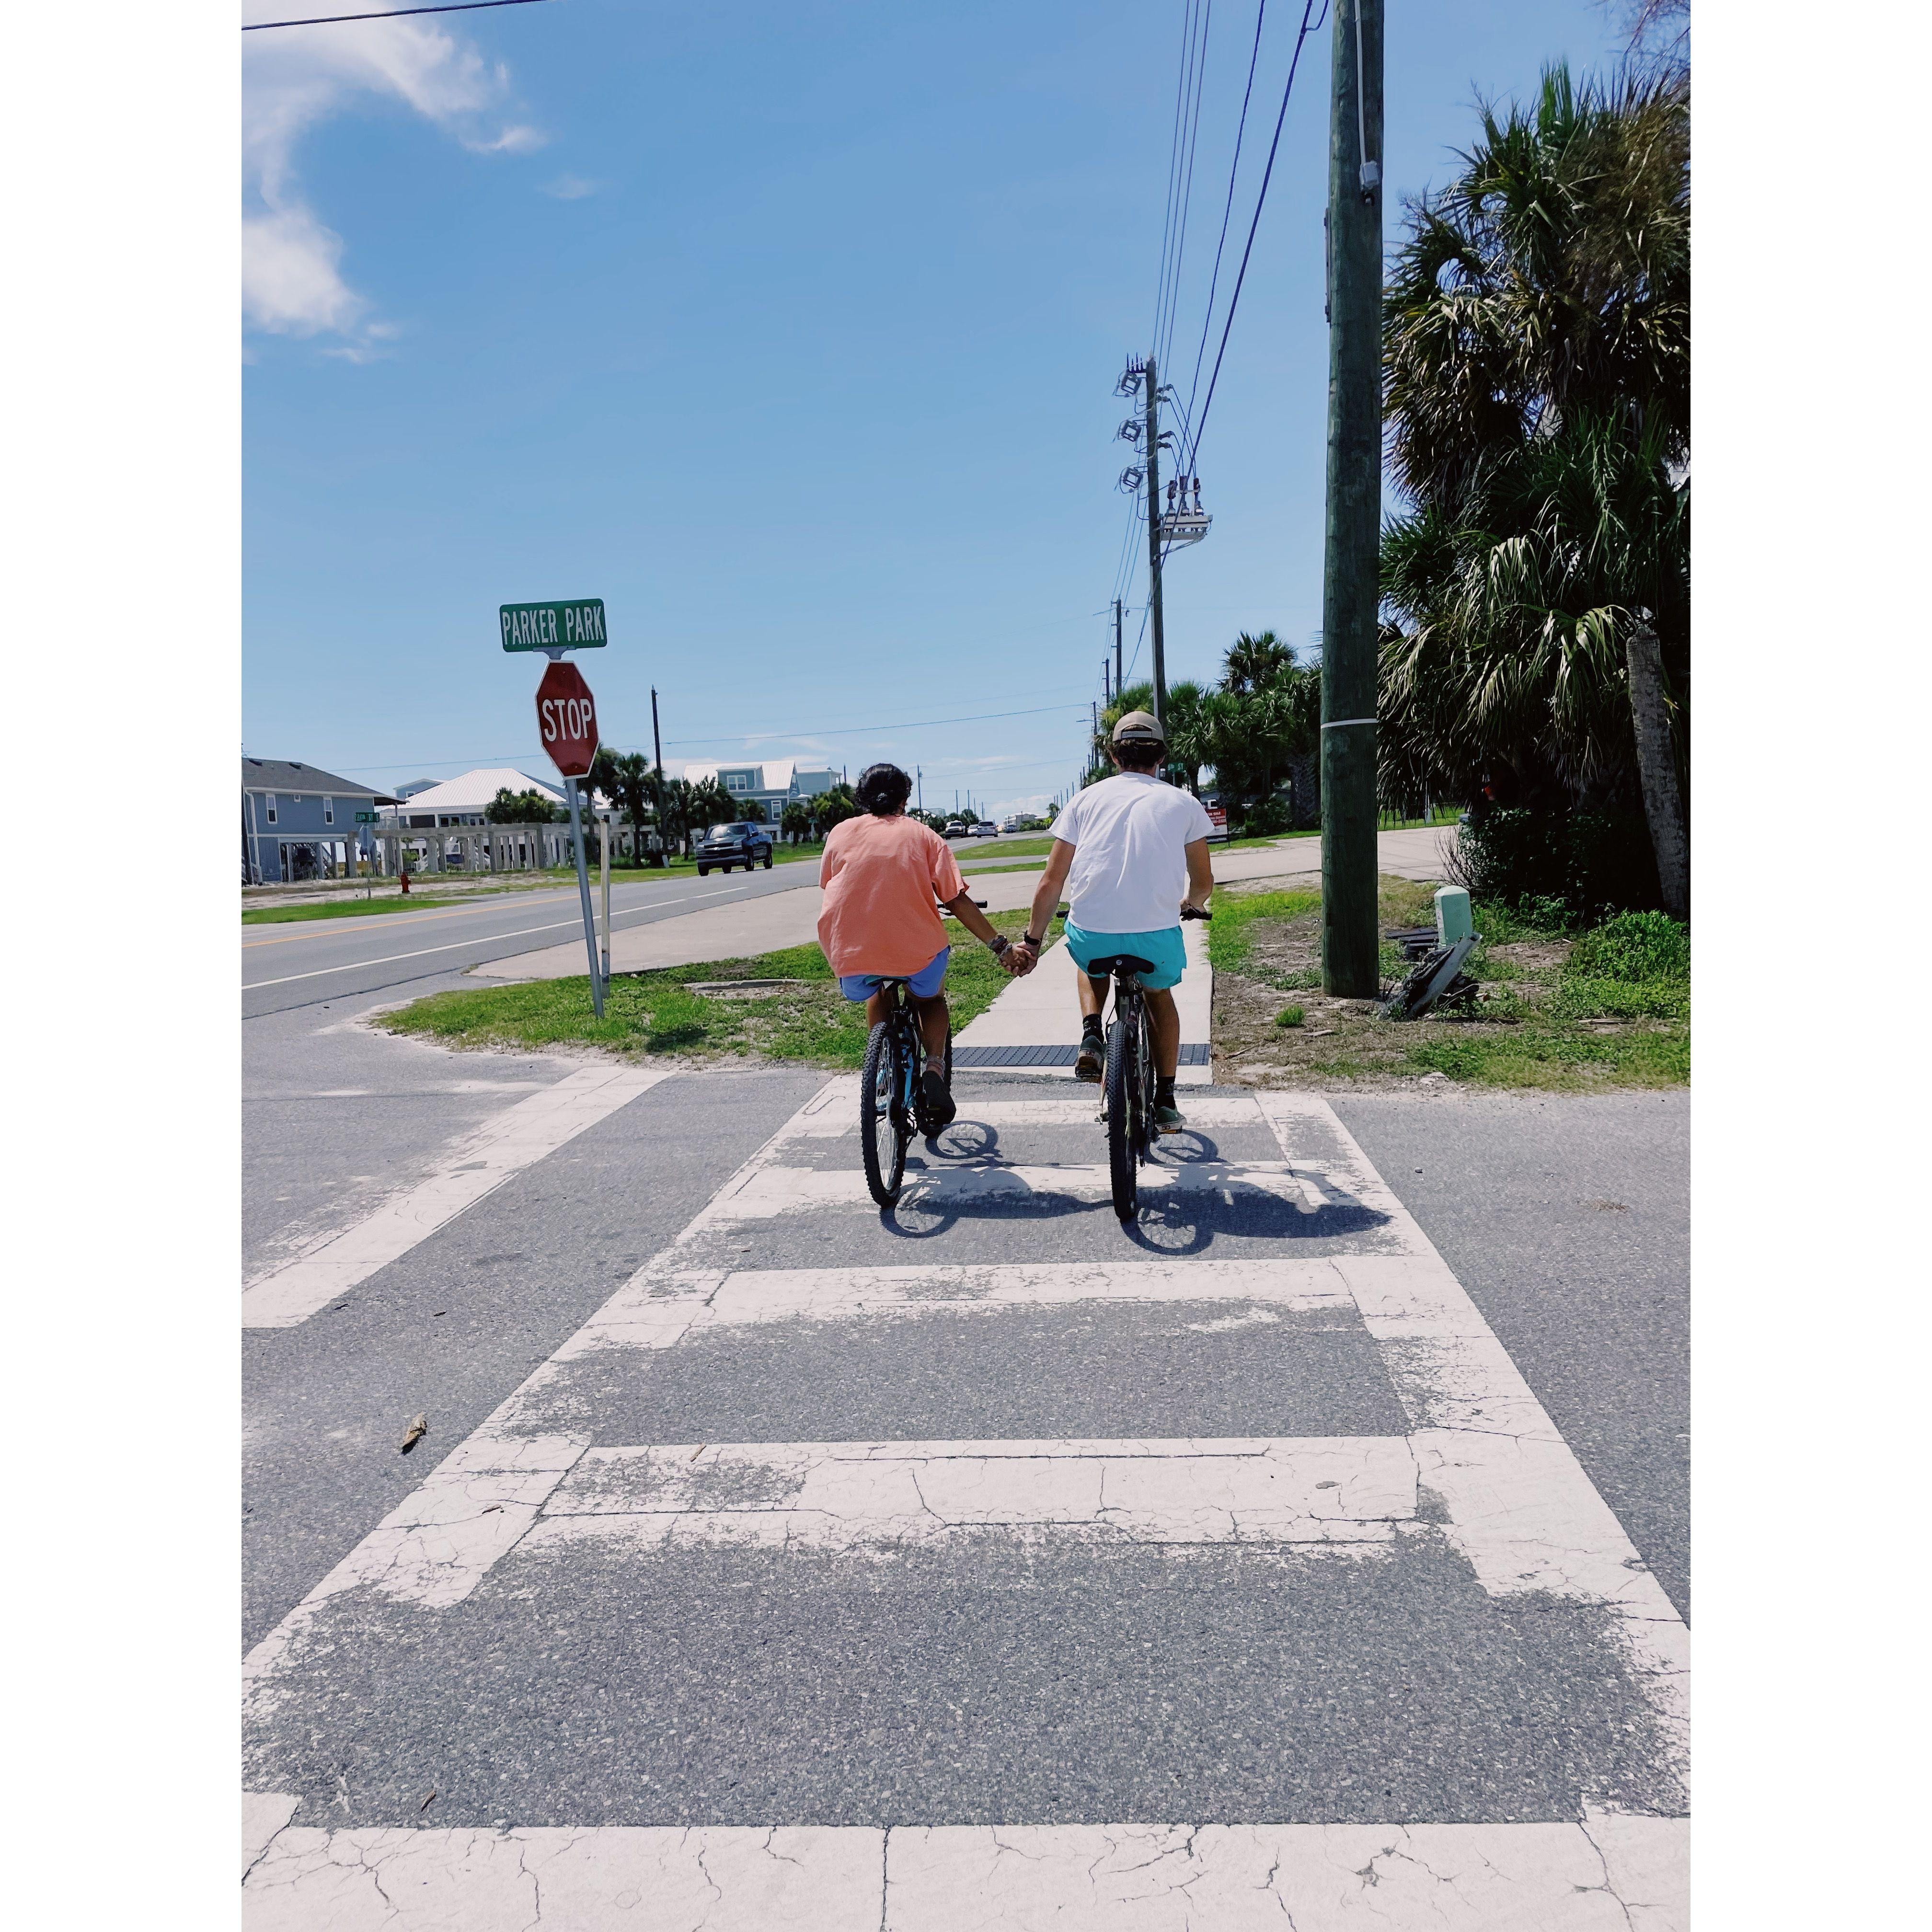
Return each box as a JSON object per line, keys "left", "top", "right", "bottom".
{"left": 1091, "top": 907, "right": 1210, "bottom": 1223}
{"left": 859, "top": 978, "right": 952, "bottom": 1209}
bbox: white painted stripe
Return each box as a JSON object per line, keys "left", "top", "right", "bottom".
{"left": 242, "top": 1792, "right": 299, "bottom": 1881}
{"left": 534, "top": 1436, "right": 1415, "bottom": 1552}
{"left": 699, "top": 1159, "right": 1364, "bottom": 1220}
{"left": 240, "top": 1817, "right": 1687, "bottom": 1928}
{"left": 242, "top": 1821, "right": 884, "bottom": 1929}
{"left": 1255, "top": 1092, "right": 1691, "bottom": 1798}
{"left": 241, "top": 887, "right": 739, "bottom": 988}
{"left": 885, "top": 1817, "right": 1687, "bottom": 1929}
{"left": 242, "top": 1087, "right": 851, "bottom": 1699}
{"left": 898, "top": 1095, "right": 1264, "bottom": 1126}
{"left": 552, "top": 1257, "right": 1358, "bottom": 1360}
{"left": 241, "top": 1065, "right": 673, "bottom": 1328}
{"left": 242, "top": 1435, "right": 590, "bottom": 1704}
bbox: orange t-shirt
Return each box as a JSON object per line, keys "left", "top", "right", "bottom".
{"left": 817, "top": 814, "right": 966, "bottom": 977}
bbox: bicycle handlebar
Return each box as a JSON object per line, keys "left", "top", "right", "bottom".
{"left": 1181, "top": 906, "right": 1213, "bottom": 922}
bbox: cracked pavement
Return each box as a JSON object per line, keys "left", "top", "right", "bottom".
{"left": 244, "top": 1014, "right": 1686, "bottom": 1927}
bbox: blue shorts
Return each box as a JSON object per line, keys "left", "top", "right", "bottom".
{"left": 1065, "top": 920, "right": 1186, "bottom": 991}
{"left": 839, "top": 946, "right": 950, "bottom": 1003}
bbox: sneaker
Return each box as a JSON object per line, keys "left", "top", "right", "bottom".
{"left": 1073, "top": 1030, "right": 1105, "bottom": 1083}
{"left": 1155, "top": 1098, "right": 1185, "bottom": 1133}
{"left": 916, "top": 1069, "right": 956, "bottom": 1133}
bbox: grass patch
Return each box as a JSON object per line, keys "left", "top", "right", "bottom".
{"left": 1205, "top": 889, "right": 1322, "bottom": 975}
{"left": 373, "top": 908, "right": 1065, "bottom": 1069}
{"left": 1208, "top": 874, "right": 1688, "bottom": 1092}
{"left": 243, "top": 894, "right": 471, "bottom": 924}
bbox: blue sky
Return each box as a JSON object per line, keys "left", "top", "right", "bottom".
{"left": 243, "top": 0, "right": 1629, "bottom": 817}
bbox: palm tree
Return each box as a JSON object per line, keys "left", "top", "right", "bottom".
{"left": 587, "top": 749, "right": 655, "bottom": 863}
{"left": 780, "top": 798, "right": 815, "bottom": 845}
{"left": 811, "top": 783, "right": 858, "bottom": 839}
{"left": 1221, "top": 632, "right": 1296, "bottom": 696}
{"left": 687, "top": 777, "right": 734, "bottom": 837}
{"left": 1379, "top": 63, "right": 1689, "bottom": 903}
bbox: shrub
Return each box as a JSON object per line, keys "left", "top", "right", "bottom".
{"left": 1238, "top": 794, "right": 1293, "bottom": 838}
{"left": 1276, "top": 1006, "right": 1305, "bottom": 1028}
{"left": 1449, "top": 805, "right": 1662, "bottom": 923}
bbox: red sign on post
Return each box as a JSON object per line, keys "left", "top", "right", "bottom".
{"left": 535, "top": 660, "right": 599, "bottom": 778}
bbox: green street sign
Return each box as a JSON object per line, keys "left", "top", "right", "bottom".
{"left": 354, "top": 811, "right": 381, "bottom": 823}
{"left": 500, "top": 598, "right": 608, "bottom": 653}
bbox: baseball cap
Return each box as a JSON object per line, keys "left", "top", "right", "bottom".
{"left": 1111, "top": 709, "right": 1165, "bottom": 746}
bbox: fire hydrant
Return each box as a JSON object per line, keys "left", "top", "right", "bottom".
{"left": 399, "top": 870, "right": 411, "bottom": 895}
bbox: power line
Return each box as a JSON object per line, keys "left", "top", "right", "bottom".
{"left": 1149, "top": 1, "right": 1198, "bottom": 368}
{"left": 1184, "top": 0, "right": 1270, "bottom": 437}
{"left": 1185, "top": 0, "right": 1327, "bottom": 472}
{"left": 661, "top": 699, "right": 1088, "bottom": 746}
{"left": 243, "top": 0, "right": 555, "bottom": 29}
{"left": 1160, "top": 1, "right": 1215, "bottom": 375}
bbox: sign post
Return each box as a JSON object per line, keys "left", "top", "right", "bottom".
{"left": 533, "top": 655, "right": 606, "bottom": 1018}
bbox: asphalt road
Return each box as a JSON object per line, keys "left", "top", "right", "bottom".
{"left": 243, "top": 990, "right": 1687, "bottom": 1923}
{"left": 240, "top": 833, "right": 1047, "bottom": 1021}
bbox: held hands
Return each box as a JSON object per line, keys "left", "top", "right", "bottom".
{"left": 1001, "top": 939, "right": 1039, "bottom": 978}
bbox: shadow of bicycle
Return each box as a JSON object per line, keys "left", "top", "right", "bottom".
{"left": 880, "top": 1119, "right": 1390, "bottom": 1254}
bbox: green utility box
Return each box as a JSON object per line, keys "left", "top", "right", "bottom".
{"left": 1434, "top": 885, "right": 1473, "bottom": 946}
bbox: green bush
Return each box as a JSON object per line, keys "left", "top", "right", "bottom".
{"left": 1565, "top": 910, "right": 1690, "bottom": 984}
{"left": 1450, "top": 805, "right": 1661, "bottom": 922}
{"left": 1276, "top": 1006, "right": 1305, "bottom": 1028}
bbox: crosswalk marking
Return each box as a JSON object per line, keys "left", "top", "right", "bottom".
{"left": 1255, "top": 1095, "right": 1691, "bottom": 1798}
{"left": 700, "top": 1159, "right": 1358, "bottom": 1220}
{"left": 241, "top": 1813, "right": 1688, "bottom": 1928}
{"left": 242, "top": 1065, "right": 673, "bottom": 1329}
{"left": 548, "top": 1257, "right": 1357, "bottom": 1360}
{"left": 244, "top": 1072, "right": 1687, "bottom": 1926}
{"left": 528, "top": 1434, "right": 1415, "bottom": 1551}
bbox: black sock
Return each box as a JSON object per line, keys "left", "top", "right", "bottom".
{"left": 1081, "top": 1015, "right": 1104, "bottom": 1041}
{"left": 1155, "top": 1075, "right": 1176, "bottom": 1105}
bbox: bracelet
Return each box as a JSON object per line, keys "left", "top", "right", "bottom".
{"left": 987, "top": 935, "right": 1010, "bottom": 956}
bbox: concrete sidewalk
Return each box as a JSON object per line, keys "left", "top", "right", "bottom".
{"left": 470, "top": 827, "right": 1454, "bottom": 983}
{"left": 952, "top": 919, "right": 1214, "bottom": 1084}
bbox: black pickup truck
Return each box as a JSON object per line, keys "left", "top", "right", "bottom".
{"left": 695, "top": 821, "right": 775, "bottom": 875}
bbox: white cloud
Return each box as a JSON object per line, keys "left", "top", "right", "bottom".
{"left": 242, "top": 14, "right": 543, "bottom": 348}
{"left": 542, "top": 173, "right": 600, "bottom": 200}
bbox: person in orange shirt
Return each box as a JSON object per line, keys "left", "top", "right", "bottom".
{"left": 818, "top": 762, "right": 1021, "bottom": 1130}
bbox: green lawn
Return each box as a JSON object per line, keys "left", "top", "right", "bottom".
{"left": 374, "top": 907, "right": 1066, "bottom": 1069}
{"left": 1208, "top": 877, "right": 1688, "bottom": 1091}
{"left": 242, "top": 893, "right": 480, "bottom": 925}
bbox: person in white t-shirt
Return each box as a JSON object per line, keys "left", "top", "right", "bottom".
{"left": 1009, "top": 710, "right": 1214, "bottom": 1130}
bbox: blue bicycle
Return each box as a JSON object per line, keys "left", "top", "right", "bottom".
{"left": 859, "top": 978, "right": 951, "bottom": 1208}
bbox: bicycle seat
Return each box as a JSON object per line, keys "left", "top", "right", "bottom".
{"left": 1086, "top": 954, "right": 1155, "bottom": 978}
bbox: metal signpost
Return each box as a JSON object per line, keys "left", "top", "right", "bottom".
{"left": 513, "top": 601, "right": 609, "bottom": 1018}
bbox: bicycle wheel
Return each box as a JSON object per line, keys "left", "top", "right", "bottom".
{"left": 1104, "top": 1008, "right": 1139, "bottom": 1222}
{"left": 861, "top": 1020, "right": 908, "bottom": 1208}
{"left": 1135, "top": 999, "right": 1159, "bottom": 1158}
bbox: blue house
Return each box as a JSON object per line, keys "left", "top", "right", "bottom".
{"left": 242, "top": 758, "right": 397, "bottom": 884}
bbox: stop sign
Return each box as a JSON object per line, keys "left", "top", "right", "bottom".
{"left": 535, "top": 660, "right": 600, "bottom": 779}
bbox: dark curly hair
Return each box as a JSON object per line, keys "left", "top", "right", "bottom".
{"left": 855, "top": 762, "right": 913, "bottom": 816}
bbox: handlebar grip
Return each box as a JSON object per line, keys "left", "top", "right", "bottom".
{"left": 1182, "top": 906, "right": 1212, "bottom": 921}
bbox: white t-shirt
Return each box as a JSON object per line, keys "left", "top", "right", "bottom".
{"left": 1048, "top": 773, "right": 1214, "bottom": 933}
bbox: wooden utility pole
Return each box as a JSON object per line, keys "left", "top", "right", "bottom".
{"left": 650, "top": 686, "right": 664, "bottom": 778}
{"left": 1142, "top": 356, "right": 1169, "bottom": 733}
{"left": 1114, "top": 598, "right": 1124, "bottom": 700}
{"left": 1320, "top": 0, "right": 1383, "bottom": 997}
